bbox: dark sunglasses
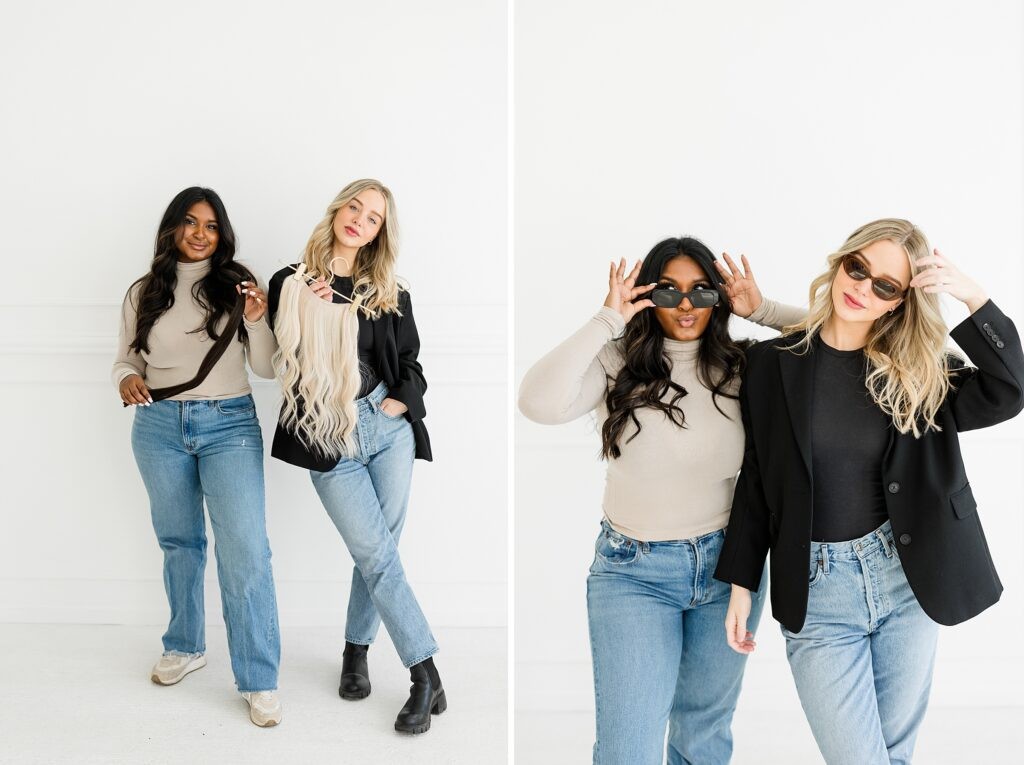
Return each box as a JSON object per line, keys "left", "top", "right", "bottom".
{"left": 649, "top": 286, "right": 721, "bottom": 309}
{"left": 841, "top": 254, "right": 907, "bottom": 302}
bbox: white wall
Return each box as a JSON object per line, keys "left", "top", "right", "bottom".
{"left": 0, "top": 0, "right": 507, "bottom": 629}
{"left": 515, "top": 0, "right": 1024, "bottom": 730}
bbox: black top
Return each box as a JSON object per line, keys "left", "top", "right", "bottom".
{"left": 810, "top": 337, "right": 889, "bottom": 541}
{"left": 714, "top": 300, "right": 1024, "bottom": 631}
{"left": 266, "top": 266, "right": 432, "bottom": 469}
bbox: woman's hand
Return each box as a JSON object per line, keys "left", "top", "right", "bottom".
{"left": 725, "top": 584, "right": 757, "bottom": 654}
{"left": 715, "top": 252, "right": 763, "bottom": 318}
{"left": 381, "top": 398, "right": 408, "bottom": 418}
{"left": 309, "top": 277, "right": 334, "bottom": 302}
{"left": 119, "top": 374, "right": 152, "bottom": 406}
{"left": 237, "top": 281, "right": 267, "bottom": 322}
{"left": 910, "top": 249, "right": 988, "bottom": 314}
{"left": 604, "top": 258, "right": 655, "bottom": 323}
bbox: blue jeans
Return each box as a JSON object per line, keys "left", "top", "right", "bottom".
{"left": 783, "top": 521, "right": 938, "bottom": 765}
{"left": 587, "top": 521, "right": 766, "bottom": 765}
{"left": 309, "top": 382, "right": 437, "bottom": 668}
{"left": 131, "top": 394, "right": 280, "bottom": 692}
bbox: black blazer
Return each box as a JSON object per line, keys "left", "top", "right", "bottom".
{"left": 714, "top": 300, "right": 1024, "bottom": 632}
{"left": 266, "top": 266, "right": 432, "bottom": 470}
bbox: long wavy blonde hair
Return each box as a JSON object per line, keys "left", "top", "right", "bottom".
{"left": 787, "top": 218, "right": 951, "bottom": 437}
{"left": 299, "top": 178, "right": 401, "bottom": 318}
{"left": 272, "top": 180, "right": 403, "bottom": 458}
{"left": 273, "top": 264, "right": 361, "bottom": 458}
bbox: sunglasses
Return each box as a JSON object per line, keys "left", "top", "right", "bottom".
{"left": 841, "top": 254, "right": 907, "bottom": 302}
{"left": 649, "top": 286, "right": 721, "bottom": 309}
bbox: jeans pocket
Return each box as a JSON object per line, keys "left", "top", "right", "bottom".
{"left": 380, "top": 405, "right": 406, "bottom": 421}
{"left": 594, "top": 528, "right": 640, "bottom": 565}
{"left": 216, "top": 395, "right": 256, "bottom": 417}
{"left": 808, "top": 558, "right": 824, "bottom": 588}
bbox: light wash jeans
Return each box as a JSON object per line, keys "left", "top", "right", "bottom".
{"left": 587, "top": 521, "right": 766, "bottom": 765}
{"left": 131, "top": 394, "right": 280, "bottom": 692}
{"left": 309, "top": 382, "right": 437, "bottom": 668}
{"left": 783, "top": 520, "right": 939, "bottom": 765}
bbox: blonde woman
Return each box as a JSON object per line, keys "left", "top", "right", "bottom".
{"left": 715, "top": 219, "right": 1024, "bottom": 764}
{"left": 267, "top": 180, "right": 443, "bottom": 735}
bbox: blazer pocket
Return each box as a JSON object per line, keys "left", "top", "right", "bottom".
{"left": 950, "top": 483, "right": 977, "bottom": 520}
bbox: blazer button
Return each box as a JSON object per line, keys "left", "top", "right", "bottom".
{"left": 982, "top": 322, "right": 992, "bottom": 333}
{"left": 997, "top": 341, "right": 1006, "bottom": 349}
{"left": 887, "top": 481, "right": 901, "bottom": 494}
{"left": 899, "top": 533, "right": 912, "bottom": 545}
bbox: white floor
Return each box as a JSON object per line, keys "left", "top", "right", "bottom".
{"left": 516, "top": 707, "right": 1024, "bottom": 764}
{"left": 0, "top": 624, "right": 506, "bottom": 765}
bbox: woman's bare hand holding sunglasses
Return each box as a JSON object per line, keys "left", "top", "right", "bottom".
{"left": 910, "top": 249, "right": 988, "bottom": 314}
{"left": 604, "top": 258, "right": 656, "bottom": 323}
{"left": 715, "top": 252, "right": 762, "bottom": 318}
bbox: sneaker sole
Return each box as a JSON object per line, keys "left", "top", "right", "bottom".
{"left": 151, "top": 655, "right": 207, "bottom": 685}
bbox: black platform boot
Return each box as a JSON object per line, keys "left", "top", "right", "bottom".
{"left": 394, "top": 657, "right": 446, "bottom": 734}
{"left": 339, "top": 642, "right": 371, "bottom": 700}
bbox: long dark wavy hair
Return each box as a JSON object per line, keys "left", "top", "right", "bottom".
{"left": 600, "top": 237, "right": 748, "bottom": 459}
{"left": 128, "top": 187, "right": 253, "bottom": 354}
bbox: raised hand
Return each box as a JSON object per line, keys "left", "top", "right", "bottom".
{"left": 715, "top": 252, "right": 762, "bottom": 318}
{"left": 308, "top": 277, "right": 335, "bottom": 302}
{"left": 237, "top": 281, "right": 268, "bottom": 322}
{"left": 910, "top": 249, "right": 988, "bottom": 314}
{"left": 604, "top": 258, "right": 656, "bottom": 323}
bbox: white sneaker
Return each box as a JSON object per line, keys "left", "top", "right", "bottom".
{"left": 241, "top": 690, "right": 282, "bottom": 727}
{"left": 150, "top": 652, "right": 206, "bottom": 685}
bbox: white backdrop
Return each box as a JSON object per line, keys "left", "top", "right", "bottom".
{"left": 515, "top": 0, "right": 1024, "bottom": 748}
{"left": 0, "top": 1, "right": 507, "bottom": 630}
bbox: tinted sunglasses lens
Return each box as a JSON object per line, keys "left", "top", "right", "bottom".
{"left": 872, "top": 280, "right": 900, "bottom": 301}
{"left": 650, "top": 289, "right": 683, "bottom": 308}
{"left": 690, "top": 289, "right": 719, "bottom": 308}
{"left": 843, "top": 256, "right": 869, "bottom": 280}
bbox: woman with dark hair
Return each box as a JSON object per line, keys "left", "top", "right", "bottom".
{"left": 518, "top": 237, "right": 802, "bottom": 764}
{"left": 112, "top": 187, "right": 282, "bottom": 728}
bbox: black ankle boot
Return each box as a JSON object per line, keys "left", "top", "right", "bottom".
{"left": 394, "top": 657, "right": 446, "bottom": 734}
{"left": 339, "top": 642, "right": 371, "bottom": 700}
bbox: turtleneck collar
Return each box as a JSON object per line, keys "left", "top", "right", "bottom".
{"left": 176, "top": 258, "right": 212, "bottom": 280}
{"left": 662, "top": 336, "right": 701, "bottom": 362}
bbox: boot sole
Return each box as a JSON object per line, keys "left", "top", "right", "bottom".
{"left": 340, "top": 687, "right": 371, "bottom": 700}
{"left": 394, "top": 690, "right": 447, "bottom": 734}
{"left": 151, "top": 655, "right": 207, "bottom": 685}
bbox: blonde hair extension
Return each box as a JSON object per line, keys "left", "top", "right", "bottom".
{"left": 786, "top": 218, "right": 952, "bottom": 437}
{"left": 273, "top": 267, "right": 362, "bottom": 459}
{"left": 300, "top": 179, "right": 403, "bottom": 319}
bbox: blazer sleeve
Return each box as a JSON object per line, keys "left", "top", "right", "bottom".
{"left": 387, "top": 290, "right": 428, "bottom": 422}
{"left": 714, "top": 349, "right": 772, "bottom": 591}
{"left": 946, "top": 300, "right": 1024, "bottom": 432}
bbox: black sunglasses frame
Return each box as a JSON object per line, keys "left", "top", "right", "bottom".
{"left": 648, "top": 286, "right": 721, "bottom": 309}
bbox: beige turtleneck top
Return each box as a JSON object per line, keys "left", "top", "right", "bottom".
{"left": 518, "top": 299, "right": 804, "bottom": 541}
{"left": 111, "top": 259, "right": 277, "bottom": 400}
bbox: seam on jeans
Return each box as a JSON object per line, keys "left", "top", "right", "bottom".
{"left": 403, "top": 647, "right": 439, "bottom": 669}
{"left": 691, "top": 539, "right": 704, "bottom": 606}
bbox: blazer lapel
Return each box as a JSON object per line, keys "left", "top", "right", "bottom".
{"left": 777, "top": 345, "right": 816, "bottom": 480}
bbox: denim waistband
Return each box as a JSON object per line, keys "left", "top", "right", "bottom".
{"left": 600, "top": 518, "right": 725, "bottom": 551}
{"left": 355, "top": 381, "right": 389, "bottom": 413}
{"left": 811, "top": 520, "right": 895, "bottom": 562}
